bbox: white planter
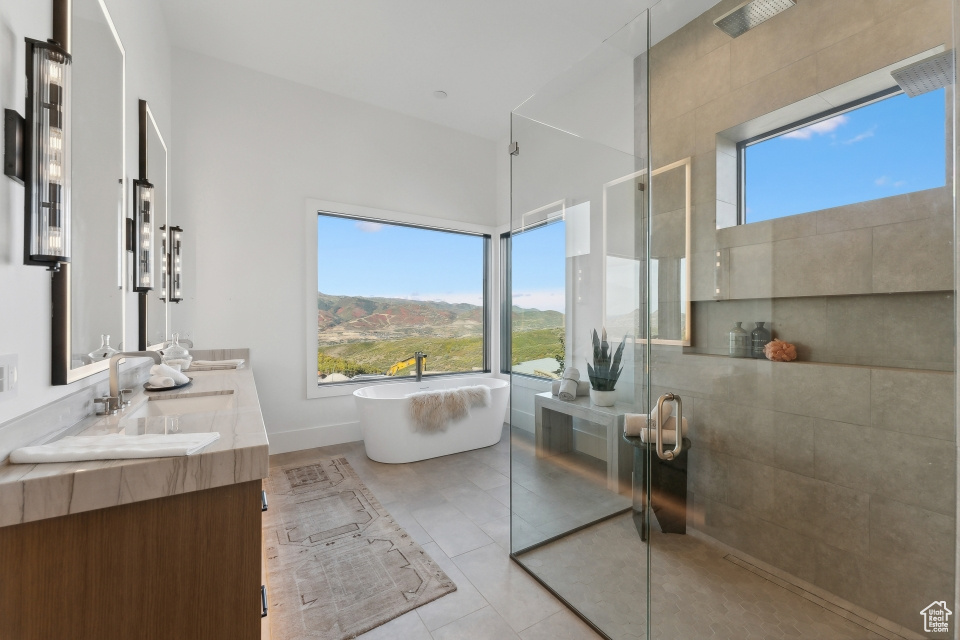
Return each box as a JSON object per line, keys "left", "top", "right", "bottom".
{"left": 590, "top": 389, "right": 616, "bottom": 407}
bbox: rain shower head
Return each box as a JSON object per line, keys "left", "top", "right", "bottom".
{"left": 891, "top": 50, "right": 955, "bottom": 97}
{"left": 713, "top": 0, "right": 796, "bottom": 38}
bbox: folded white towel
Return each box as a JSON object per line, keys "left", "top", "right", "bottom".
{"left": 558, "top": 378, "right": 578, "bottom": 401}
{"left": 624, "top": 414, "right": 689, "bottom": 443}
{"left": 624, "top": 413, "right": 648, "bottom": 436}
{"left": 151, "top": 363, "right": 189, "bottom": 385}
{"left": 190, "top": 359, "right": 245, "bottom": 371}
{"left": 652, "top": 400, "right": 673, "bottom": 425}
{"left": 562, "top": 367, "right": 580, "bottom": 381}
{"left": 660, "top": 416, "right": 689, "bottom": 435}
{"left": 9, "top": 432, "right": 220, "bottom": 464}
{"left": 147, "top": 375, "right": 176, "bottom": 389}
{"left": 552, "top": 379, "right": 591, "bottom": 397}
{"left": 639, "top": 428, "right": 682, "bottom": 445}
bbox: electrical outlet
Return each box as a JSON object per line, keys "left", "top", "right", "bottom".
{"left": 0, "top": 354, "right": 19, "bottom": 399}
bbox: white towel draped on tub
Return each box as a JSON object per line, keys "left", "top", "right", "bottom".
{"left": 9, "top": 433, "right": 220, "bottom": 464}
{"left": 407, "top": 385, "right": 491, "bottom": 432}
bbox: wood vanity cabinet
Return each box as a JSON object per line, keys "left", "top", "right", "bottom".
{"left": 0, "top": 480, "right": 262, "bottom": 640}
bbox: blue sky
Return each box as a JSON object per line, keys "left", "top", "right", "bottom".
{"left": 745, "top": 89, "right": 945, "bottom": 222}
{"left": 317, "top": 215, "right": 484, "bottom": 305}
{"left": 317, "top": 214, "right": 568, "bottom": 312}
{"left": 511, "top": 221, "right": 566, "bottom": 312}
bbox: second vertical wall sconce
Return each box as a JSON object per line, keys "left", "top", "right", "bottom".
{"left": 132, "top": 179, "right": 154, "bottom": 291}
{"left": 169, "top": 225, "right": 183, "bottom": 302}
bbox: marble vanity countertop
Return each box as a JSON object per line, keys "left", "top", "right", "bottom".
{"left": 0, "top": 367, "right": 269, "bottom": 528}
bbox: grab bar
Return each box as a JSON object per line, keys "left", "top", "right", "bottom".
{"left": 655, "top": 393, "right": 683, "bottom": 461}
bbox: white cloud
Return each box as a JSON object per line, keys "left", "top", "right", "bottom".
{"left": 355, "top": 221, "right": 383, "bottom": 232}
{"left": 875, "top": 176, "right": 889, "bottom": 186}
{"left": 894, "top": 180, "right": 907, "bottom": 187}
{"left": 842, "top": 127, "right": 875, "bottom": 144}
{"left": 782, "top": 115, "right": 849, "bottom": 140}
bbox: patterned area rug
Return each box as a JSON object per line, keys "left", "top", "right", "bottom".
{"left": 263, "top": 457, "right": 456, "bottom": 639}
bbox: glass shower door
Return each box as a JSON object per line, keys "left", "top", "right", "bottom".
{"left": 643, "top": 1, "right": 957, "bottom": 638}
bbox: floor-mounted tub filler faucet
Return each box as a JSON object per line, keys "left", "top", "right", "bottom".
{"left": 95, "top": 351, "right": 162, "bottom": 415}
{"left": 415, "top": 351, "right": 427, "bottom": 382}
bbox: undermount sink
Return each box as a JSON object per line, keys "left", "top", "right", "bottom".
{"left": 122, "top": 391, "right": 236, "bottom": 419}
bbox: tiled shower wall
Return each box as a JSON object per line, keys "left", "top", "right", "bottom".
{"left": 641, "top": 0, "right": 956, "bottom": 632}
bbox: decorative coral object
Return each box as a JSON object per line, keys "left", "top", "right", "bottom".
{"left": 764, "top": 339, "right": 797, "bottom": 362}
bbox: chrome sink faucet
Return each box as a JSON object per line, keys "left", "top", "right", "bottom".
{"left": 414, "top": 351, "right": 427, "bottom": 382}
{"left": 94, "top": 351, "right": 162, "bottom": 415}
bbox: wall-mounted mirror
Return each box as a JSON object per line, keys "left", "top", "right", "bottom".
{"left": 54, "top": 0, "right": 126, "bottom": 384}
{"left": 137, "top": 99, "right": 168, "bottom": 350}
{"left": 603, "top": 157, "right": 690, "bottom": 345}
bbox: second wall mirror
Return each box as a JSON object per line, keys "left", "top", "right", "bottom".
{"left": 136, "top": 99, "right": 169, "bottom": 350}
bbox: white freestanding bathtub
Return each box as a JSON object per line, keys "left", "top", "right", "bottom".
{"left": 353, "top": 377, "right": 509, "bottom": 463}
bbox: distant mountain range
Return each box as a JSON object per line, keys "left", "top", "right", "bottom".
{"left": 317, "top": 292, "right": 563, "bottom": 344}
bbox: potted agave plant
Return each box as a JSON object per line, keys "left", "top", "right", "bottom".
{"left": 586, "top": 328, "right": 625, "bottom": 407}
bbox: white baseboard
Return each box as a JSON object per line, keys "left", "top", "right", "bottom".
{"left": 268, "top": 421, "right": 362, "bottom": 455}
{"left": 511, "top": 408, "right": 535, "bottom": 433}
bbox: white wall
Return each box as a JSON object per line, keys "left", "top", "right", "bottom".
{"left": 171, "top": 49, "right": 498, "bottom": 451}
{"left": 0, "top": 0, "right": 171, "bottom": 425}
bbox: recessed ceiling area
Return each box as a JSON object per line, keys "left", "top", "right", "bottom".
{"left": 160, "top": 0, "right": 722, "bottom": 141}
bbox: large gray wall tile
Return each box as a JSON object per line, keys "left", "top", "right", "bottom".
{"left": 772, "top": 230, "right": 874, "bottom": 297}
{"left": 814, "top": 420, "right": 956, "bottom": 515}
{"left": 773, "top": 363, "right": 871, "bottom": 425}
{"left": 869, "top": 495, "right": 955, "bottom": 572}
{"left": 871, "top": 368, "right": 955, "bottom": 441}
{"left": 873, "top": 215, "right": 953, "bottom": 293}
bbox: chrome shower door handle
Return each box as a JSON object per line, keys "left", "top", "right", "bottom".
{"left": 655, "top": 393, "right": 683, "bottom": 461}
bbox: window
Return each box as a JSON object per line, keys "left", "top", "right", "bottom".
{"left": 508, "top": 219, "right": 565, "bottom": 379}
{"left": 740, "top": 87, "right": 946, "bottom": 223}
{"left": 315, "top": 212, "right": 489, "bottom": 384}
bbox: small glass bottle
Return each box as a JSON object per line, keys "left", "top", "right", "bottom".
{"left": 729, "top": 322, "right": 750, "bottom": 358}
{"left": 88, "top": 334, "right": 118, "bottom": 362}
{"left": 751, "top": 322, "right": 772, "bottom": 359}
{"left": 161, "top": 332, "right": 193, "bottom": 370}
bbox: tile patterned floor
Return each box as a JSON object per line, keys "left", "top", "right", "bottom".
{"left": 521, "top": 515, "right": 896, "bottom": 640}
{"left": 268, "top": 425, "right": 602, "bottom": 640}
{"left": 270, "top": 424, "right": 897, "bottom": 639}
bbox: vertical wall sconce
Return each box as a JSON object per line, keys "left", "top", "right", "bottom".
{"left": 159, "top": 225, "right": 168, "bottom": 302}
{"left": 5, "top": 38, "right": 73, "bottom": 269}
{"left": 132, "top": 179, "right": 154, "bottom": 291}
{"left": 169, "top": 225, "right": 183, "bottom": 302}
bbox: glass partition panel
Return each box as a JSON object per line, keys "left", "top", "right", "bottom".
{"left": 508, "top": 10, "right": 649, "bottom": 637}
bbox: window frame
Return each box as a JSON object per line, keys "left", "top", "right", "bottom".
{"left": 499, "top": 231, "right": 511, "bottom": 375}
{"left": 736, "top": 86, "right": 903, "bottom": 225}
{"left": 305, "top": 199, "right": 493, "bottom": 399}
